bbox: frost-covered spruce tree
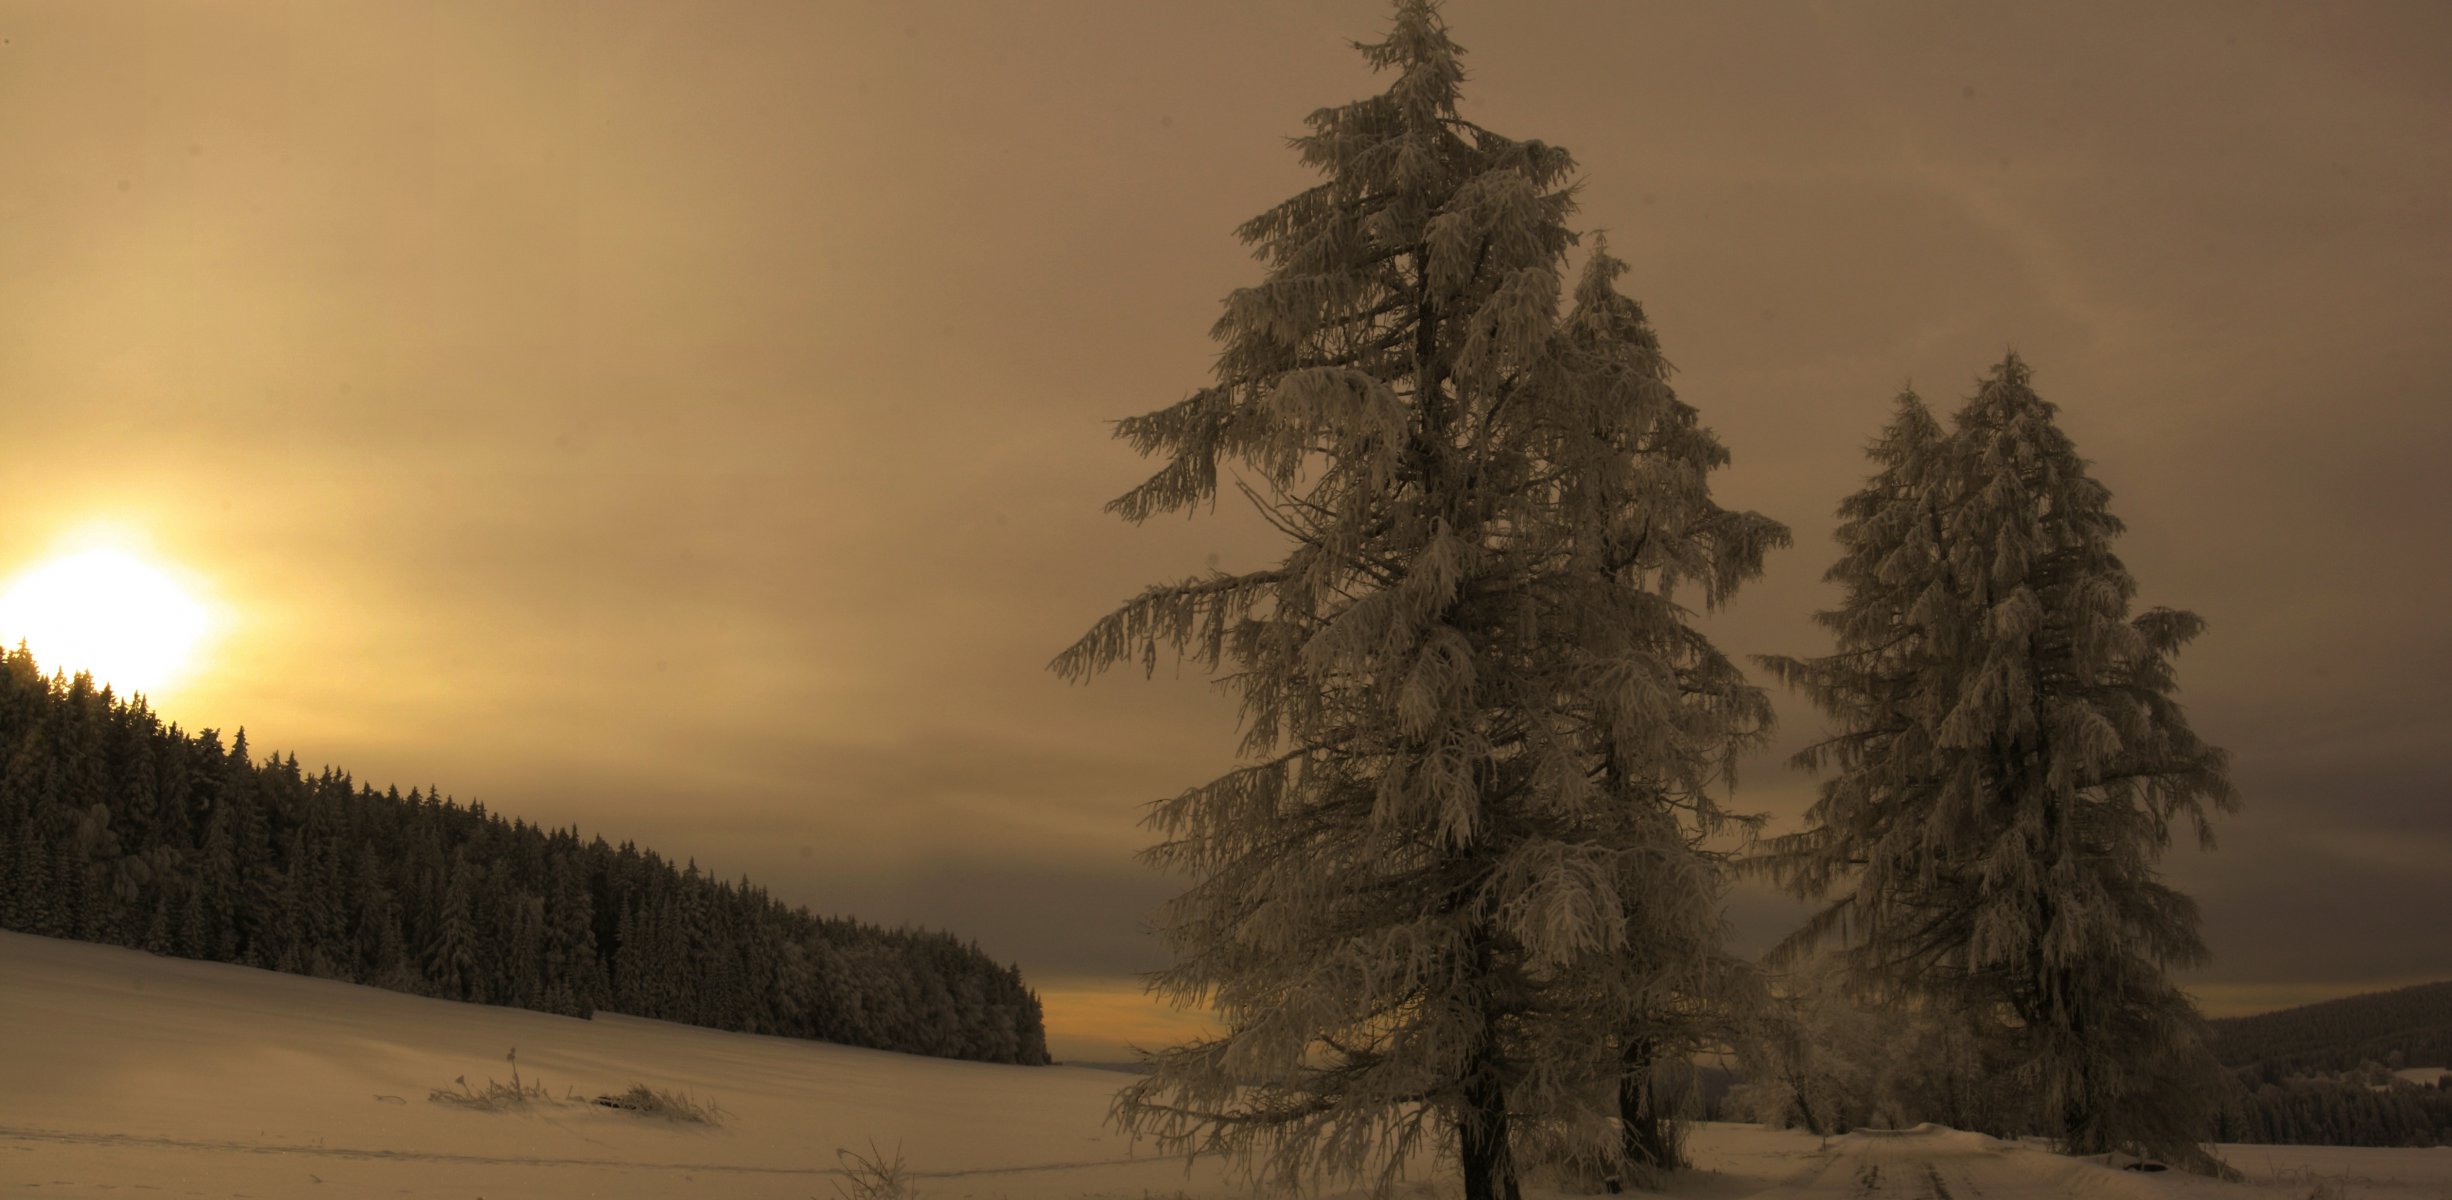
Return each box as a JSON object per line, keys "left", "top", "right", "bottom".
{"left": 1053, "top": 5, "right": 1783, "bottom": 1197}
{"left": 1510, "top": 245, "right": 1778, "bottom": 1188}
{"left": 1753, "top": 390, "right": 1954, "bottom": 959}
{"left": 1757, "top": 355, "right": 2236, "bottom": 1167}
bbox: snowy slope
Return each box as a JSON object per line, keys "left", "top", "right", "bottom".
{"left": 5, "top": 930, "right": 2443, "bottom": 1200}
{"left": 0, "top": 929, "right": 1216, "bottom": 1199}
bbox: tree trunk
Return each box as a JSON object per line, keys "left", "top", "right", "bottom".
{"left": 1793, "top": 1087, "right": 1827, "bottom": 1137}
{"left": 2064, "top": 1096, "right": 2104, "bottom": 1155}
{"left": 1459, "top": 1066, "right": 1520, "bottom": 1200}
{"left": 1618, "top": 1035, "right": 1685, "bottom": 1179}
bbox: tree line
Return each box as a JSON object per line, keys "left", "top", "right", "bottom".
{"left": 2211, "top": 980, "right": 2452, "bottom": 1081}
{"left": 2218, "top": 1073, "right": 2452, "bottom": 1148}
{"left": 1717, "top": 962, "right": 2451, "bottom": 1149}
{"left": 2209, "top": 981, "right": 2452, "bottom": 1148}
{"left": 0, "top": 646, "right": 1049, "bottom": 1065}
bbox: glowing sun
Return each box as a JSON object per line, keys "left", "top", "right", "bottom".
{"left": 0, "top": 546, "right": 215, "bottom": 699}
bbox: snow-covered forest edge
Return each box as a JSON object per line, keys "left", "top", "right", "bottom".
{"left": 0, "top": 647, "right": 1051, "bottom": 1065}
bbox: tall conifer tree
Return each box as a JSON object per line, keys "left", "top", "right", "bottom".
{"left": 427, "top": 853, "right": 480, "bottom": 1001}
{"left": 1758, "top": 355, "right": 2236, "bottom": 1166}
{"left": 1056, "top": 5, "right": 1781, "bottom": 1195}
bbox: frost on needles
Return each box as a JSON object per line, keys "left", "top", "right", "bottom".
{"left": 1052, "top": 4, "right": 1785, "bottom": 1198}
{"left": 1754, "top": 355, "right": 2240, "bottom": 1171}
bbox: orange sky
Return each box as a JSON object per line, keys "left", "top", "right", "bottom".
{"left": 2, "top": 1, "right": 2446, "bottom": 1059}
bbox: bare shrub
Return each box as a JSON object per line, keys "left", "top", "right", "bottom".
{"left": 830, "top": 1138, "right": 918, "bottom": 1200}
{"left": 590, "top": 1082, "right": 726, "bottom": 1125}
{"left": 427, "top": 1047, "right": 725, "bottom": 1126}
{"left": 428, "top": 1047, "right": 561, "bottom": 1111}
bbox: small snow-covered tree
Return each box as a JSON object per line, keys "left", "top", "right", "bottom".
{"left": 1729, "top": 955, "right": 2029, "bottom": 1138}
{"left": 1727, "top": 960, "right": 1885, "bottom": 1136}
{"left": 1054, "top": 5, "right": 1782, "bottom": 1197}
{"left": 1757, "top": 355, "right": 2236, "bottom": 1167}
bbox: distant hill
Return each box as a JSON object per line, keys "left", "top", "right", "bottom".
{"left": 2211, "top": 980, "right": 2452, "bottom": 1080}
{"left": 2208, "top": 982, "right": 2452, "bottom": 1147}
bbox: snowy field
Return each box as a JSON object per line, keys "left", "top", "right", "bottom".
{"left": 2221, "top": 1144, "right": 2452, "bottom": 1200}
{"left": 5, "top": 931, "right": 2446, "bottom": 1200}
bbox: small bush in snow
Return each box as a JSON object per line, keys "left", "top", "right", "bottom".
{"left": 831, "top": 1138, "right": 918, "bottom": 1200}
{"left": 427, "top": 1047, "right": 724, "bottom": 1125}
{"left": 590, "top": 1082, "right": 725, "bottom": 1125}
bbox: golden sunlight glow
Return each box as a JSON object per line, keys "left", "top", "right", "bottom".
{"left": 0, "top": 545, "right": 215, "bottom": 700}
{"left": 1035, "top": 980, "right": 1222, "bottom": 1062}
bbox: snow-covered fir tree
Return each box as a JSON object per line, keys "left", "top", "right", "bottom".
{"left": 1531, "top": 246, "right": 1775, "bottom": 1186}
{"left": 1756, "top": 355, "right": 2236, "bottom": 1168}
{"left": 1054, "top": 5, "right": 1783, "bottom": 1196}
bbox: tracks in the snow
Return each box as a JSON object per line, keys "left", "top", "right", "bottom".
{"left": 1856, "top": 1162, "right": 1885, "bottom": 1196}
{"left": 1817, "top": 1136, "right": 2005, "bottom": 1200}
{"left": 1852, "top": 1160, "right": 1961, "bottom": 1200}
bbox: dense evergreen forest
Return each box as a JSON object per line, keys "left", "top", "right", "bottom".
{"left": 2212, "top": 1075, "right": 2452, "bottom": 1148}
{"left": 2203, "top": 980, "right": 2452, "bottom": 1147}
{"left": 2212, "top": 981, "right": 2452, "bottom": 1079}
{"left": 0, "top": 647, "right": 1050, "bottom": 1065}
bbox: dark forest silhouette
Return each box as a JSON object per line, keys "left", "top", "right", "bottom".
{"left": 0, "top": 645, "right": 1050, "bottom": 1065}
{"left": 2213, "top": 981, "right": 2452, "bottom": 1078}
{"left": 2206, "top": 981, "right": 2452, "bottom": 1147}
{"left": 2213, "top": 1074, "right": 2452, "bottom": 1148}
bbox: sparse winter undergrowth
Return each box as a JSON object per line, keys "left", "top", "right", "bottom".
{"left": 592, "top": 1082, "right": 727, "bottom": 1124}
{"left": 830, "top": 1138, "right": 919, "bottom": 1200}
{"left": 426, "top": 1047, "right": 724, "bottom": 1124}
{"left": 427, "top": 1070, "right": 564, "bottom": 1111}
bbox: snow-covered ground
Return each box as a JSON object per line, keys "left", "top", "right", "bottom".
{"left": 5, "top": 930, "right": 2444, "bottom": 1200}
{"left": 1738, "top": 1129, "right": 2452, "bottom": 1200}
{"left": 2221, "top": 1143, "right": 2452, "bottom": 1200}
